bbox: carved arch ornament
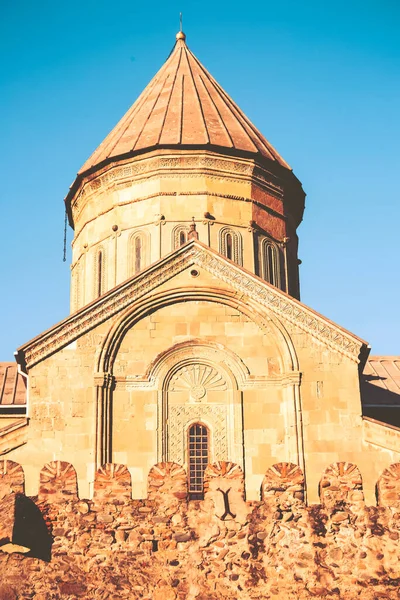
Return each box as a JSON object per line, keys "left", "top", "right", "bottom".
{"left": 128, "top": 230, "right": 150, "bottom": 277}
{"left": 172, "top": 224, "right": 190, "bottom": 249}
{"left": 93, "top": 290, "right": 303, "bottom": 478}
{"left": 219, "top": 227, "right": 243, "bottom": 265}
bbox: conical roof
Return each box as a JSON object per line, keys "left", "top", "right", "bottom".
{"left": 79, "top": 32, "right": 291, "bottom": 175}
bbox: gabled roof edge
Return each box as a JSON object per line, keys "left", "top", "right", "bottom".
{"left": 17, "top": 240, "right": 369, "bottom": 370}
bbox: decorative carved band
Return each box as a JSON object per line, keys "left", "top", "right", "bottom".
{"left": 191, "top": 250, "right": 363, "bottom": 361}
{"left": 19, "top": 242, "right": 364, "bottom": 368}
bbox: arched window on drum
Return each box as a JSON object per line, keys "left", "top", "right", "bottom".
{"left": 188, "top": 423, "right": 209, "bottom": 500}
{"left": 129, "top": 231, "right": 148, "bottom": 276}
{"left": 95, "top": 248, "right": 106, "bottom": 298}
{"left": 219, "top": 228, "right": 243, "bottom": 265}
{"left": 172, "top": 225, "right": 190, "bottom": 250}
{"left": 262, "top": 239, "right": 281, "bottom": 288}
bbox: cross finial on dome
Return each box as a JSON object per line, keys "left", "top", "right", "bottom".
{"left": 176, "top": 12, "right": 186, "bottom": 41}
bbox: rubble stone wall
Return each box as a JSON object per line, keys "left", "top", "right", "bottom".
{"left": 0, "top": 459, "right": 400, "bottom": 599}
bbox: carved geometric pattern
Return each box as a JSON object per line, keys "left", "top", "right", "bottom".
{"left": 38, "top": 461, "right": 78, "bottom": 504}
{"left": 169, "top": 364, "right": 227, "bottom": 401}
{"left": 0, "top": 460, "right": 24, "bottom": 499}
{"left": 262, "top": 462, "right": 304, "bottom": 503}
{"left": 21, "top": 242, "right": 363, "bottom": 367}
{"left": 320, "top": 462, "right": 364, "bottom": 509}
{"left": 377, "top": 463, "right": 400, "bottom": 509}
{"left": 147, "top": 462, "right": 187, "bottom": 502}
{"left": 168, "top": 404, "right": 227, "bottom": 465}
{"left": 94, "top": 463, "right": 132, "bottom": 502}
{"left": 71, "top": 154, "right": 280, "bottom": 216}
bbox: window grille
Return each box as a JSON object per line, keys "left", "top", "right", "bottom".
{"left": 188, "top": 423, "right": 209, "bottom": 500}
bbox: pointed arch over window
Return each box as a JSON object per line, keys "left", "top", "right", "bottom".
{"left": 188, "top": 422, "right": 209, "bottom": 500}
{"left": 219, "top": 227, "right": 243, "bottom": 265}
{"left": 172, "top": 225, "right": 190, "bottom": 250}
{"left": 261, "top": 239, "right": 281, "bottom": 288}
{"left": 129, "top": 231, "right": 149, "bottom": 277}
{"left": 95, "top": 248, "right": 106, "bottom": 298}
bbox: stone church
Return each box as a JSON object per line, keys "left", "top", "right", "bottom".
{"left": 0, "top": 30, "right": 400, "bottom": 600}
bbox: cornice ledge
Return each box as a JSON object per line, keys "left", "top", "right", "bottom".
{"left": 192, "top": 250, "right": 365, "bottom": 362}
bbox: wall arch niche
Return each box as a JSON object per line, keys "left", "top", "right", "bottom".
{"left": 161, "top": 354, "right": 244, "bottom": 474}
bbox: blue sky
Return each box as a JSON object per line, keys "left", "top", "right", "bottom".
{"left": 1, "top": 0, "right": 399, "bottom": 360}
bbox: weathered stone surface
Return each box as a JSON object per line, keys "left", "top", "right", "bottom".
{"left": 0, "top": 462, "right": 399, "bottom": 598}
{"left": 0, "top": 460, "right": 24, "bottom": 499}
{"left": 203, "top": 462, "right": 248, "bottom": 524}
{"left": 377, "top": 462, "right": 400, "bottom": 508}
{"left": 38, "top": 460, "right": 78, "bottom": 503}
{"left": 262, "top": 462, "right": 305, "bottom": 509}
{"left": 147, "top": 462, "right": 187, "bottom": 506}
{"left": 320, "top": 462, "right": 365, "bottom": 510}
{"left": 94, "top": 463, "right": 132, "bottom": 503}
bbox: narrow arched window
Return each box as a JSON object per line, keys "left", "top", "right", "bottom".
{"left": 129, "top": 231, "right": 148, "bottom": 277}
{"left": 96, "top": 249, "right": 104, "bottom": 297}
{"left": 262, "top": 240, "right": 280, "bottom": 288}
{"left": 134, "top": 235, "right": 142, "bottom": 274}
{"left": 179, "top": 230, "right": 187, "bottom": 246}
{"left": 173, "top": 225, "right": 189, "bottom": 250}
{"left": 219, "top": 228, "right": 243, "bottom": 265}
{"left": 226, "top": 233, "right": 233, "bottom": 260}
{"left": 188, "top": 423, "right": 209, "bottom": 500}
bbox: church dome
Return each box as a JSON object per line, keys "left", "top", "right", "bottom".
{"left": 78, "top": 33, "right": 291, "bottom": 178}
{"left": 66, "top": 32, "right": 305, "bottom": 312}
